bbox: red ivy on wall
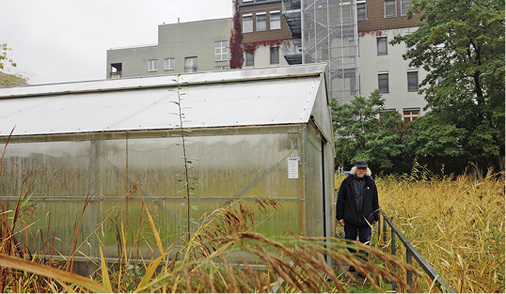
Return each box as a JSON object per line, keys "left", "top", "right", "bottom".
{"left": 229, "top": 1, "right": 244, "bottom": 69}
{"left": 229, "top": 1, "right": 291, "bottom": 68}
{"left": 242, "top": 39, "right": 287, "bottom": 53}
{"left": 358, "top": 29, "right": 386, "bottom": 37}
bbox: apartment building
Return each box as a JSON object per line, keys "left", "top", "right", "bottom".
{"left": 106, "top": 18, "right": 233, "bottom": 79}
{"left": 235, "top": 0, "right": 300, "bottom": 68}
{"left": 357, "top": 0, "right": 427, "bottom": 122}
{"left": 106, "top": 0, "right": 426, "bottom": 122}
{"left": 295, "top": 0, "right": 426, "bottom": 121}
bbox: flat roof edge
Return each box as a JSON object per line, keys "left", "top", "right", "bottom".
{"left": 0, "top": 64, "right": 327, "bottom": 99}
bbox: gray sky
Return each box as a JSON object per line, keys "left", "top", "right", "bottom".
{"left": 1, "top": 0, "right": 233, "bottom": 84}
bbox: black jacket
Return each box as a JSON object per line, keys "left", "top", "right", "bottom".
{"left": 336, "top": 175, "right": 379, "bottom": 227}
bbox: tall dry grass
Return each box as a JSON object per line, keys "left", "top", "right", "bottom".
{"left": 131, "top": 195, "right": 423, "bottom": 293}
{"left": 0, "top": 187, "right": 423, "bottom": 293}
{"left": 376, "top": 166, "right": 505, "bottom": 293}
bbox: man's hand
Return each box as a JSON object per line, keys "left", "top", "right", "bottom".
{"left": 338, "top": 219, "right": 345, "bottom": 227}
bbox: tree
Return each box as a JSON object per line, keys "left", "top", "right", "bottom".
{"left": 392, "top": 0, "right": 505, "bottom": 172}
{"left": 332, "top": 90, "right": 410, "bottom": 174}
{"left": 0, "top": 43, "right": 27, "bottom": 87}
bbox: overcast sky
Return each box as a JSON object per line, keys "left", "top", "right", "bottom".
{"left": 1, "top": 0, "right": 233, "bottom": 85}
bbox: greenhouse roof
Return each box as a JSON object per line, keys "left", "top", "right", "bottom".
{"left": 0, "top": 63, "right": 329, "bottom": 137}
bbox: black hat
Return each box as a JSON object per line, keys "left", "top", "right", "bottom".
{"left": 355, "top": 160, "right": 368, "bottom": 168}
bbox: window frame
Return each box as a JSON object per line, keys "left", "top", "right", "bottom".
{"left": 403, "top": 108, "right": 420, "bottom": 122}
{"left": 147, "top": 59, "right": 158, "bottom": 72}
{"left": 378, "top": 73, "right": 389, "bottom": 93}
{"left": 214, "top": 40, "right": 229, "bottom": 61}
{"left": 357, "top": 1, "right": 367, "bottom": 21}
{"left": 270, "top": 11, "right": 281, "bottom": 30}
{"left": 270, "top": 47, "right": 280, "bottom": 64}
{"left": 242, "top": 14, "right": 253, "bottom": 33}
{"left": 401, "top": 0, "right": 413, "bottom": 16}
{"left": 184, "top": 57, "right": 198, "bottom": 73}
{"left": 407, "top": 71, "right": 419, "bottom": 92}
{"left": 377, "top": 36, "right": 388, "bottom": 55}
{"left": 164, "top": 58, "right": 175, "bottom": 70}
{"left": 256, "top": 12, "right": 267, "bottom": 31}
{"left": 384, "top": 0, "right": 397, "bottom": 18}
{"left": 245, "top": 51, "right": 254, "bottom": 67}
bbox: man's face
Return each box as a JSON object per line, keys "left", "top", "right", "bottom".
{"left": 356, "top": 167, "right": 367, "bottom": 178}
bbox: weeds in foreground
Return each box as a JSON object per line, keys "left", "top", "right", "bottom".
{"left": 0, "top": 191, "right": 424, "bottom": 293}
{"left": 376, "top": 167, "right": 505, "bottom": 293}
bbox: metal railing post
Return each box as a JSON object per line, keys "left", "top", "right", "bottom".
{"left": 406, "top": 249, "right": 413, "bottom": 292}
{"left": 382, "top": 215, "right": 387, "bottom": 243}
{"left": 391, "top": 226, "right": 397, "bottom": 292}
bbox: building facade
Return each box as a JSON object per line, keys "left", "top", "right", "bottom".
{"left": 106, "top": 0, "right": 427, "bottom": 122}
{"left": 357, "top": 0, "right": 426, "bottom": 122}
{"left": 234, "top": 0, "right": 299, "bottom": 68}
{"left": 107, "top": 18, "right": 233, "bottom": 78}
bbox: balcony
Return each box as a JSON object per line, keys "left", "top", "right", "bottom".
{"left": 282, "top": 39, "right": 303, "bottom": 65}
{"left": 282, "top": 1, "right": 301, "bottom": 38}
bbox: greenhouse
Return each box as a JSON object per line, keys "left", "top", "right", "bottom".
{"left": 0, "top": 63, "right": 335, "bottom": 260}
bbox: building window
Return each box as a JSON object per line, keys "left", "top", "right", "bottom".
{"left": 340, "top": 1, "right": 353, "bottom": 21}
{"left": 357, "top": 1, "right": 367, "bottom": 21}
{"left": 256, "top": 13, "right": 267, "bottom": 31}
{"left": 407, "top": 71, "right": 419, "bottom": 92}
{"left": 403, "top": 108, "right": 420, "bottom": 122}
{"left": 164, "top": 58, "right": 175, "bottom": 70}
{"left": 378, "top": 73, "right": 389, "bottom": 93}
{"left": 245, "top": 51, "right": 254, "bottom": 67}
{"left": 384, "top": 0, "right": 397, "bottom": 18}
{"left": 380, "top": 109, "right": 398, "bottom": 120}
{"left": 215, "top": 40, "right": 228, "bottom": 61}
{"left": 215, "top": 66, "right": 228, "bottom": 71}
{"left": 270, "top": 47, "right": 279, "bottom": 64}
{"left": 110, "top": 63, "right": 122, "bottom": 79}
{"left": 401, "top": 0, "right": 413, "bottom": 16}
{"left": 377, "top": 37, "right": 388, "bottom": 55}
{"left": 184, "top": 57, "right": 198, "bottom": 73}
{"left": 243, "top": 14, "right": 253, "bottom": 33}
{"left": 148, "top": 59, "right": 158, "bottom": 72}
{"left": 270, "top": 11, "right": 281, "bottom": 30}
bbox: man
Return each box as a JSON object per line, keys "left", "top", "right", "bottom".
{"left": 336, "top": 160, "right": 379, "bottom": 270}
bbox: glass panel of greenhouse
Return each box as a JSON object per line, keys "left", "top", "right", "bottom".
{"left": 0, "top": 64, "right": 335, "bottom": 260}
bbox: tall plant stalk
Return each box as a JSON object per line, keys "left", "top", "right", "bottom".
{"left": 173, "top": 75, "right": 194, "bottom": 241}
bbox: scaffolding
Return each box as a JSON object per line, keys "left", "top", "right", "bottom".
{"left": 301, "top": 0, "right": 359, "bottom": 104}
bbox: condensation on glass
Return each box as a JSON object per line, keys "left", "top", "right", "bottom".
{"left": 0, "top": 64, "right": 335, "bottom": 260}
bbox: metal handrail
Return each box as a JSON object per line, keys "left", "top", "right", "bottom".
{"left": 377, "top": 208, "right": 455, "bottom": 293}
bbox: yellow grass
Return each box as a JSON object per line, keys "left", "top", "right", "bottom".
{"left": 374, "top": 170, "right": 505, "bottom": 293}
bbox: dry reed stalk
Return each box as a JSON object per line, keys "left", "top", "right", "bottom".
{"left": 377, "top": 169, "right": 505, "bottom": 293}
{"left": 133, "top": 195, "right": 422, "bottom": 293}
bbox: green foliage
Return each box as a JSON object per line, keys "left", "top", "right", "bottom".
{"left": 332, "top": 90, "right": 410, "bottom": 174}
{"left": 391, "top": 0, "right": 505, "bottom": 172}
{"left": 125, "top": 264, "right": 143, "bottom": 291}
{"left": 0, "top": 43, "right": 27, "bottom": 87}
{"left": 486, "top": 223, "right": 505, "bottom": 289}
{"left": 0, "top": 43, "right": 16, "bottom": 69}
